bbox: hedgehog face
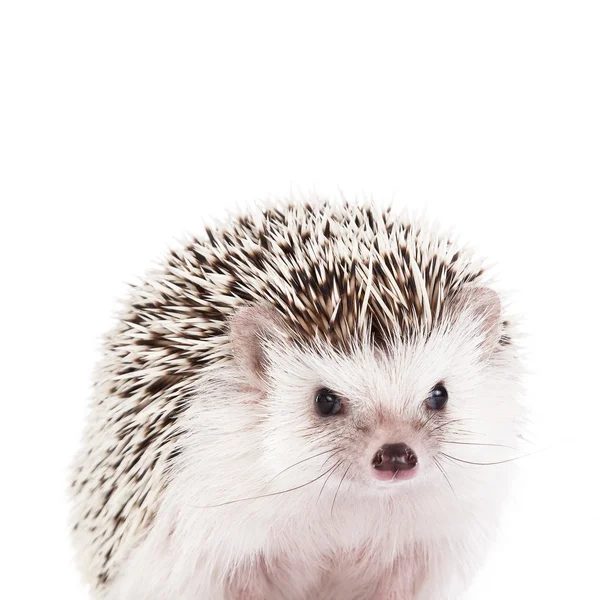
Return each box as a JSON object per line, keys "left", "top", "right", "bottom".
{"left": 230, "top": 293, "right": 520, "bottom": 501}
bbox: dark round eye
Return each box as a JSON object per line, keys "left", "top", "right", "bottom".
{"left": 315, "top": 388, "right": 342, "bottom": 416}
{"left": 426, "top": 384, "right": 448, "bottom": 410}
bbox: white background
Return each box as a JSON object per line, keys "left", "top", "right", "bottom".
{"left": 1, "top": 1, "right": 599, "bottom": 598}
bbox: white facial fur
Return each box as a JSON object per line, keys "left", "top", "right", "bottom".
{"left": 260, "top": 319, "right": 519, "bottom": 501}
{"left": 257, "top": 288, "right": 519, "bottom": 499}
{"left": 106, "top": 292, "right": 522, "bottom": 600}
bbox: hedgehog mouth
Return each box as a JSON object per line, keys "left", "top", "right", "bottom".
{"left": 371, "top": 466, "right": 419, "bottom": 482}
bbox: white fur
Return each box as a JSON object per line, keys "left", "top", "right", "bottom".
{"left": 105, "top": 312, "right": 522, "bottom": 599}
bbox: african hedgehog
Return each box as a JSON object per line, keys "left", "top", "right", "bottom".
{"left": 71, "top": 199, "right": 522, "bottom": 600}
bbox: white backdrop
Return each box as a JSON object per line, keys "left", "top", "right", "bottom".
{"left": 1, "top": 2, "right": 598, "bottom": 598}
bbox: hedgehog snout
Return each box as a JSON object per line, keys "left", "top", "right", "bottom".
{"left": 371, "top": 442, "right": 418, "bottom": 482}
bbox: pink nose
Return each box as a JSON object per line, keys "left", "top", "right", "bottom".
{"left": 371, "top": 443, "right": 418, "bottom": 481}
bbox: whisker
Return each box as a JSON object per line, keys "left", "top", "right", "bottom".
{"left": 421, "top": 411, "right": 439, "bottom": 430}
{"left": 433, "top": 456, "right": 457, "bottom": 499}
{"left": 439, "top": 449, "right": 541, "bottom": 467}
{"left": 441, "top": 441, "right": 516, "bottom": 450}
{"left": 320, "top": 448, "right": 345, "bottom": 471}
{"left": 330, "top": 464, "right": 351, "bottom": 517}
{"left": 198, "top": 462, "right": 341, "bottom": 508}
{"left": 429, "top": 418, "right": 473, "bottom": 434}
{"left": 298, "top": 429, "right": 338, "bottom": 442}
{"left": 266, "top": 448, "right": 341, "bottom": 485}
{"left": 435, "top": 430, "right": 479, "bottom": 440}
{"left": 317, "top": 459, "right": 344, "bottom": 502}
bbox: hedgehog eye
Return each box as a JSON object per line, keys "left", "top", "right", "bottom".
{"left": 426, "top": 384, "right": 448, "bottom": 410}
{"left": 315, "top": 388, "right": 342, "bottom": 417}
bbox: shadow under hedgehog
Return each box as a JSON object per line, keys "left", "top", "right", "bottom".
{"left": 70, "top": 199, "right": 523, "bottom": 600}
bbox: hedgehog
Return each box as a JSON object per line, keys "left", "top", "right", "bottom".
{"left": 70, "top": 199, "right": 522, "bottom": 600}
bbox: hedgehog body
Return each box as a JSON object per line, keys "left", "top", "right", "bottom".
{"left": 71, "top": 200, "right": 521, "bottom": 600}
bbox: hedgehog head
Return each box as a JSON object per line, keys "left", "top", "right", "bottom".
{"left": 229, "top": 283, "right": 519, "bottom": 499}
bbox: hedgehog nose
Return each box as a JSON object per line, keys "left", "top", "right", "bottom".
{"left": 372, "top": 443, "right": 418, "bottom": 472}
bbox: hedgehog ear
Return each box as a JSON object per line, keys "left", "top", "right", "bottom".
{"left": 229, "top": 306, "right": 286, "bottom": 386}
{"left": 448, "top": 286, "right": 502, "bottom": 357}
